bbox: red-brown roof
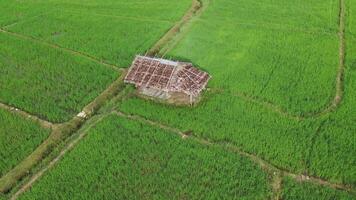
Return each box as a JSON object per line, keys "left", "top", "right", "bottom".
{"left": 125, "top": 56, "right": 211, "bottom": 96}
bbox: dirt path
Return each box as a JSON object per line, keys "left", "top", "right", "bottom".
{"left": 0, "top": 102, "right": 53, "bottom": 129}
{"left": 147, "top": 0, "right": 204, "bottom": 56}
{"left": 0, "top": 29, "right": 122, "bottom": 72}
{"left": 9, "top": 113, "right": 109, "bottom": 200}
{"left": 0, "top": 75, "right": 126, "bottom": 194}
{"left": 115, "top": 111, "right": 355, "bottom": 195}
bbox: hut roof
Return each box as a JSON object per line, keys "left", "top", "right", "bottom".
{"left": 124, "top": 56, "right": 211, "bottom": 96}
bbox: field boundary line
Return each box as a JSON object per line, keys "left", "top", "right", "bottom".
{"left": 0, "top": 102, "right": 53, "bottom": 129}
{"left": 0, "top": 12, "right": 50, "bottom": 30}
{"left": 147, "top": 0, "right": 204, "bottom": 56}
{"left": 115, "top": 111, "right": 355, "bottom": 194}
{"left": 271, "top": 172, "right": 283, "bottom": 200}
{"left": 0, "top": 73, "right": 127, "bottom": 194}
{"left": 0, "top": 29, "right": 123, "bottom": 72}
{"left": 158, "top": 0, "right": 210, "bottom": 57}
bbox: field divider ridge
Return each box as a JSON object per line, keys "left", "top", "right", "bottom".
{"left": 0, "top": 102, "right": 53, "bottom": 129}
{"left": 147, "top": 0, "right": 204, "bottom": 57}
{"left": 115, "top": 111, "right": 356, "bottom": 194}
{"left": 0, "top": 28, "right": 123, "bottom": 72}
{"left": 9, "top": 112, "right": 112, "bottom": 200}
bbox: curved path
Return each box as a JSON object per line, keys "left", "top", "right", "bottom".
{"left": 216, "top": 0, "right": 346, "bottom": 121}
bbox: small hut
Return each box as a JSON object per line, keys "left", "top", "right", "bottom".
{"left": 124, "top": 55, "right": 211, "bottom": 105}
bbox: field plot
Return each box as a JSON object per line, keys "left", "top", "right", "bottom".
{"left": 281, "top": 178, "right": 355, "bottom": 200}
{"left": 306, "top": 32, "right": 356, "bottom": 184}
{"left": 168, "top": 0, "right": 341, "bottom": 115}
{"left": 116, "top": 0, "right": 355, "bottom": 186}
{"left": 0, "top": 109, "right": 49, "bottom": 177}
{"left": 0, "top": 33, "right": 119, "bottom": 122}
{"left": 0, "top": 0, "right": 49, "bottom": 28}
{"left": 3, "top": 0, "right": 192, "bottom": 67}
{"left": 19, "top": 115, "right": 271, "bottom": 200}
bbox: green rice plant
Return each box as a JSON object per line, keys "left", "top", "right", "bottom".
{"left": 281, "top": 177, "right": 356, "bottom": 200}
{"left": 0, "top": 33, "right": 119, "bottom": 122}
{"left": 19, "top": 115, "right": 271, "bottom": 200}
{"left": 0, "top": 109, "right": 50, "bottom": 177}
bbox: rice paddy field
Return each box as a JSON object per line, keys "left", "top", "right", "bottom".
{"left": 0, "top": 0, "right": 355, "bottom": 199}
{"left": 19, "top": 115, "right": 271, "bottom": 200}
{"left": 0, "top": 109, "right": 49, "bottom": 177}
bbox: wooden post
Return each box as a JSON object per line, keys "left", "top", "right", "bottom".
{"left": 190, "top": 94, "right": 193, "bottom": 106}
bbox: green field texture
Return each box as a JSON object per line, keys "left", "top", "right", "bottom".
{"left": 281, "top": 177, "right": 356, "bottom": 200}
{"left": 19, "top": 115, "right": 271, "bottom": 200}
{"left": 0, "top": 109, "right": 50, "bottom": 177}
{"left": 0, "top": 33, "right": 119, "bottom": 122}
{"left": 117, "top": 91, "right": 321, "bottom": 172}
{"left": 2, "top": 0, "right": 192, "bottom": 67}
{"left": 168, "top": 0, "right": 341, "bottom": 115}
{"left": 116, "top": 0, "right": 356, "bottom": 186}
{"left": 0, "top": 0, "right": 191, "bottom": 26}
{"left": 305, "top": 22, "right": 356, "bottom": 185}
{"left": 205, "top": 0, "right": 339, "bottom": 32}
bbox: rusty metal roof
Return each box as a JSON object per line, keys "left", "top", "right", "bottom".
{"left": 124, "top": 56, "right": 211, "bottom": 96}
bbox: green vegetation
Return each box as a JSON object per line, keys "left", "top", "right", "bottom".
{"left": 19, "top": 115, "right": 271, "bottom": 200}
{"left": 0, "top": 33, "right": 119, "bottom": 122}
{"left": 0, "top": 109, "right": 49, "bottom": 177}
{"left": 281, "top": 177, "right": 356, "bottom": 200}
{"left": 116, "top": 0, "right": 356, "bottom": 186}
{"left": 2, "top": 0, "right": 192, "bottom": 67}
{"left": 169, "top": 0, "right": 340, "bottom": 115}
{"left": 0, "top": 0, "right": 355, "bottom": 199}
